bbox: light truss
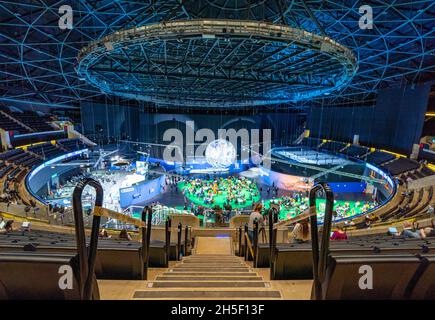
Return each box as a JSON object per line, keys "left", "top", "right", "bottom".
{"left": 77, "top": 19, "right": 357, "bottom": 107}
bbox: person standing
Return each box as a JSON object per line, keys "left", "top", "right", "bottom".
{"left": 248, "top": 203, "right": 265, "bottom": 243}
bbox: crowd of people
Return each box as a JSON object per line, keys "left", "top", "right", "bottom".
{"left": 182, "top": 176, "right": 259, "bottom": 207}
{"left": 267, "top": 191, "right": 378, "bottom": 221}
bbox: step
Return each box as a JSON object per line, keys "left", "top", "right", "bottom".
{"left": 181, "top": 260, "right": 243, "bottom": 263}
{"left": 181, "top": 260, "right": 243, "bottom": 264}
{"left": 162, "top": 272, "right": 258, "bottom": 276}
{"left": 183, "top": 255, "right": 240, "bottom": 259}
{"left": 133, "top": 290, "right": 282, "bottom": 299}
{"left": 156, "top": 276, "right": 263, "bottom": 281}
{"left": 172, "top": 267, "right": 251, "bottom": 272}
{"left": 173, "top": 264, "right": 248, "bottom": 268}
{"left": 148, "top": 281, "right": 270, "bottom": 288}
{"left": 175, "top": 263, "right": 245, "bottom": 267}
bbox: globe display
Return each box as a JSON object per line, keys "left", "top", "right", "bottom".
{"left": 205, "top": 139, "right": 236, "bottom": 168}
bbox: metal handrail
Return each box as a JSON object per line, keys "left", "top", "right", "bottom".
{"left": 165, "top": 217, "right": 172, "bottom": 267}
{"left": 244, "top": 232, "right": 255, "bottom": 260}
{"left": 309, "top": 182, "right": 334, "bottom": 300}
{"left": 177, "top": 222, "right": 182, "bottom": 261}
{"left": 142, "top": 206, "right": 153, "bottom": 280}
{"left": 253, "top": 219, "right": 259, "bottom": 267}
{"left": 238, "top": 226, "right": 242, "bottom": 257}
{"left": 184, "top": 225, "right": 189, "bottom": 256}
{"left": 72, "top": 177, "right": 151, "bottom": 299}
{"left": 72, "top": 177, "right": 103, "bottom": 300}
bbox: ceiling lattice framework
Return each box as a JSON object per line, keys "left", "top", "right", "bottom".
{"left": 0, "top": 0, "right": 433, "bottom": 109}
{"left": 77, "top": 19, "right": 357, "bottom": 107}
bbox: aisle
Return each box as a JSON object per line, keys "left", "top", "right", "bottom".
{"left": 195, "top": 236, "right": 231, "bottom": 255}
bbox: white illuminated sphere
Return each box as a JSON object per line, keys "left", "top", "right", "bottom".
{"left": 205, "top": 139, "right": 236, "bottom": 168}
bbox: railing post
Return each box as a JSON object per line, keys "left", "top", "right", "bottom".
{"left": 309, "top": 182, "right": 334, "bottom": 300}
{"left": 165, "top": 217, "right": 171, "bottom": 267}
{"left": 72, "top": 177, "right": 104, "bottom": 300}
{"left": 244, "top": 223, "right": 248, "bottom": 261}
{"left": 177, "top": 222, "right": 182, "bottom": 261}
{"left": 268, "top": 208, "right": 274, "bottom": 265}
{"left": 184, "top": 225, "right": 189, "bottom": 256}
{"left": 238, "top": 226, "right": 242, "bottom": 257}
{"left": 142, "top": 206, "right": 153, "bottom": 280}
{"left": 141, "top": 208, "right": 146, "bottom": 280}
{"left": 269, "top": 226, "right": 277, "bottom": 280}
{"left": 253, "top": 219, "right": 259, "bottom": 266}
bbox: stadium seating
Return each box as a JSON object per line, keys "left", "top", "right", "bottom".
{"left": 6, "top": 110, "right": 54, "bottom": 132}
{"left": 269, "top": 235, "right": 435, "bottom": 281}
{"left": 0, "top": 230, "right": 144, "bottom": 280}
{"left": 0, "top": 112, "right": 29, "bottom": 134}
{"left": 365, "top": 150, "right": 396, "bottom": 165}
{"left": 0, "top": 252, "right": 84, "bottom": 299}
{"left": 27, "top": 142, "right": 63, "bottom": 160}
{"left": 381, "top": 158, "right": 420, "bottom": 176}
{"left": 57, "top": 138, "right": 87, "bottom": 152}
{"left": 322, "top": 254, "right": 422, "bottom": 299}
{"left": 320, "top": 141, "right": 347, "bottom": 153}
{"left": 343, "top": 145, "right": 369, "bottom": 158}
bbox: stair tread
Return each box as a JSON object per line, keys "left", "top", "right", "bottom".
{"left": 133, "top": 290, "right": 282, "bottom": 299}
{"left": 156, "top": 276, "right": 263, "bottom": 281}
{"left": 162, "top": 272, "right": 258, "bottom": 276}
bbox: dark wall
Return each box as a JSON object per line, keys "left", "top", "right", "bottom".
{"left": 307, "top": 83, "right": 431, "bottom": 154}
{"left": 80, "top": 102, "right": 140, "bottom": 144}
{"left": 80, "top": 102, "right": 306, "bottom": 150}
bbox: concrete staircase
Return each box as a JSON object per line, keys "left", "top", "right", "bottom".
{"left": 133, "top": 254, "right": 282, "bottom": 300}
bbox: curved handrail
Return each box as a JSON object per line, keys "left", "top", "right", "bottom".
{"left": 72, "top": 177, "right": 103, "bottom": 300}
{"left": 72, "top": 177, "right": 149, "bottom": 299}
{"left": 309, "top": 182, "right": 334, "bottom": 300}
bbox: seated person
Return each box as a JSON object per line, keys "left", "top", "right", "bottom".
{"left": 396, "top": 221, "right": 421, "bottom": 239}
{"left": 289, "top": 218, "right": 311, "bottom": 243}
{"left": 3, "top": 220, "right": 14, "bottom": 233}
{"left": 99, "top": 228, "right": 111, "bottom": 239}
{"left": 119, "top": 228, "right": 132, "bottom": 241}
{"left": 330, "top": 226, "right": 348, "bottom": 241}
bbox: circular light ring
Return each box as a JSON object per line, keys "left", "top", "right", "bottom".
{"left": 77, "top": 19, "right": 358, "bottom": 108}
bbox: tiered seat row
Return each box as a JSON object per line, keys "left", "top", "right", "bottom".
{"left": 7, "top": 110, "right": 53, "bottom": 132}
{"left": 0, "top": 148, "right": 41, "bottom": 169}
{"left": 300, "top": 138, "right": 397, "bottom": 165}
{"left": 0, "top": 164, "right": 14, "bottom": 179}
{"left": 320, "top": 141, "right": 347, "bottom": 153}
{"left": 365, "top": 150, "right": 396, "bottom": 165}
{"left": 251, "top": 231, "right": 435, "bottom": 299}
{"left": 0, "top": 229, "right": 144, "bottom": 279}
{"left": 56, "top": 138, "right": 87, "bottom": 151}
{"left": 381, "top": 157, "right": 420, "bottom": 176}
{"left": 0, "top": 112, "right": 29, "bottom": 133}
{"left": 27, "top": 142, "right": 63, "bottom": 160}
{"left": 343, "top": 144, "right": 369, "bottom": 158}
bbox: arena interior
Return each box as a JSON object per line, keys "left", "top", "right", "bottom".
{"left": 0, "top": 0, "right": 434, "bottom": 304}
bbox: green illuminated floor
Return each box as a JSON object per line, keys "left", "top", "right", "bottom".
{"left": 178, "top": 179, "right": 261, "bottom": 209}
{"left": 264, "top": 197, "right": 378, "bottom": 221}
